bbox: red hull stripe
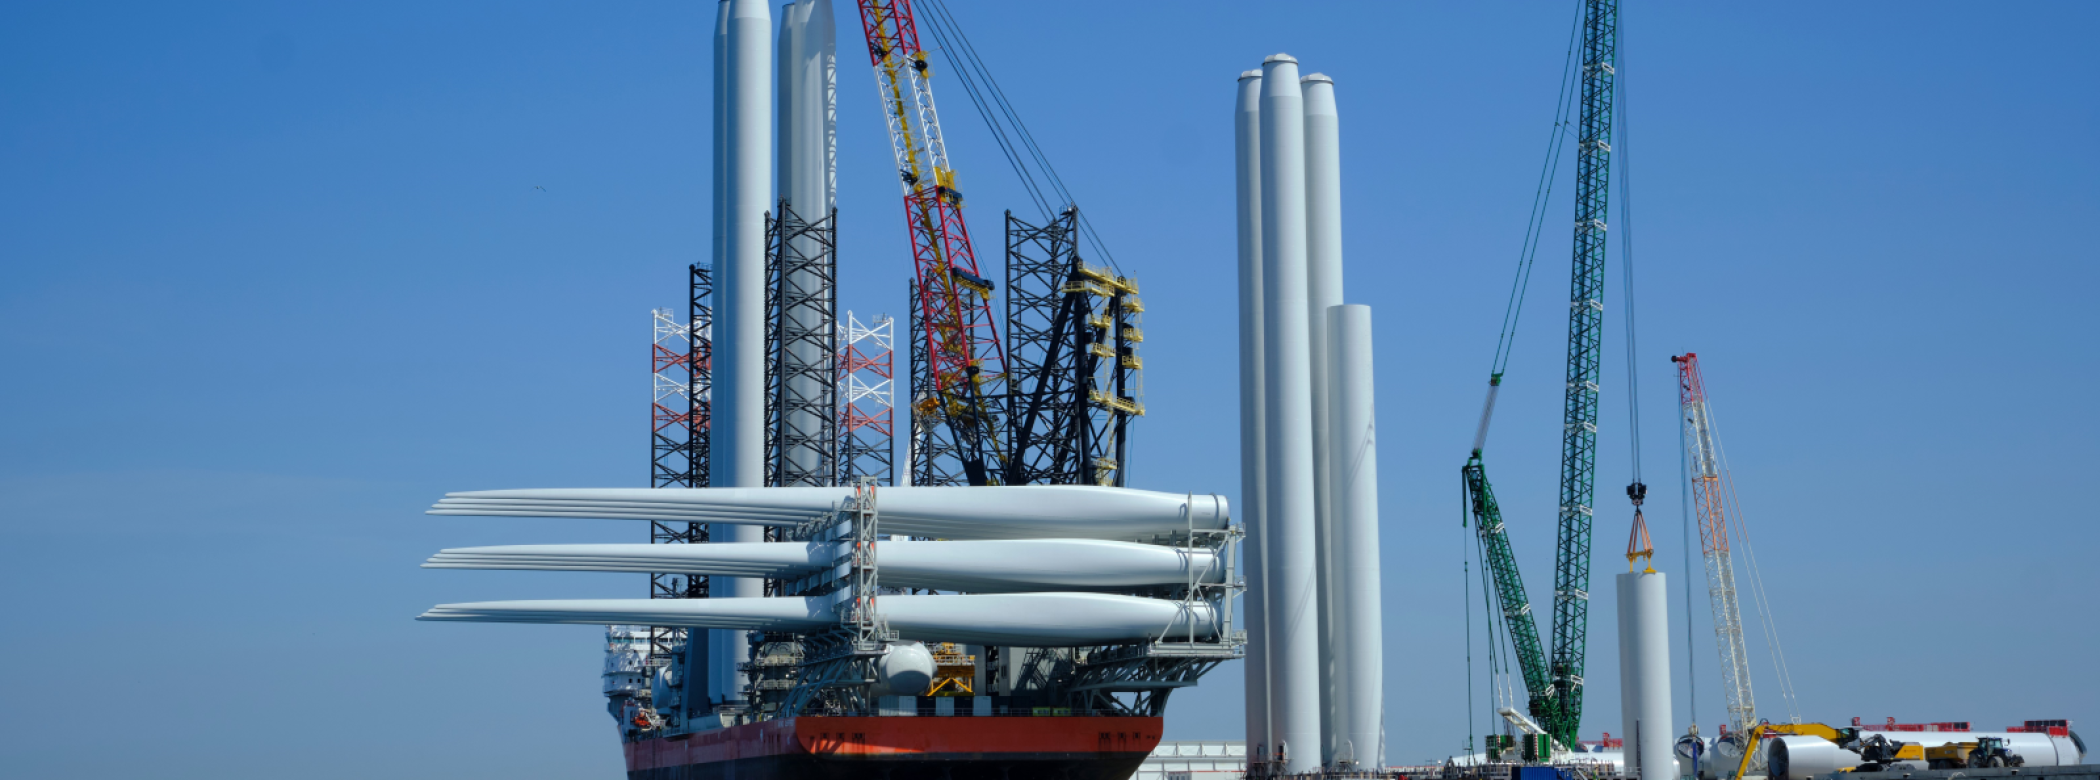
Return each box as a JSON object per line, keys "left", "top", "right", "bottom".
{"left": 626, "top": 715, "right": 1163, "bottom": 772}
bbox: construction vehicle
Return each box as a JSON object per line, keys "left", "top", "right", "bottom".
{"left": 1925, "top": 742, "right": 1970, "bottom": 769}
{"left": 1727, "top": 722, "right": 1857, "bottom": 780}
{"left": 1854, "top": 734, "right": 1927, "bottom": 773}
{"left": 1968, "top": 736, "right": 2027, "bottom": 769}
{"left": 1918, "top": 736, "right": 2029, "bottom": 770}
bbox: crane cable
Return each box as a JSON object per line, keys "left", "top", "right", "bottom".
{"left": 1464, "top": 511, "right": 1475, "bottom": 755}
{"left": 1679, "top": 403, "right": 1703, "bottom": 753}
{"left": 1461, "top": 1, "right": 1583, "bottom": 745}
{"left": 1707, "top": 399, "right": 1803, "bottom": 724}
{"left": 1617, "top": 1, "right": 1649, "bottom": 521}
{"left": 1471, "top": 1, "right": 1585, "bottom": 455}
{"left": 915, "top": 0, "right": 1122, "bottom": 274}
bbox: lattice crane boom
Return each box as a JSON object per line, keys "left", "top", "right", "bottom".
{"left": 853, "top": 0, "right": 1008, "bottom": 486}
{"left": 1539, "top": 0, "right": 1618, "bottom": 746}
{"left": 1461, "top": 0, "right": 1617, "bottom": 749}
{"left": 1463, "top": 454, "right": 1555, "bottom": 726}
{"left": 1674, "top": 353, "right": 1757, "bottom": 737}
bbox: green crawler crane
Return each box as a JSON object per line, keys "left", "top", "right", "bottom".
{"left": 1462, "top": 0, "right": 1620, "bottom": 752}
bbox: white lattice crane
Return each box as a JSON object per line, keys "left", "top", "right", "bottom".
{"left": 1674, "top": 353, "right": 1756, "bottom": 737}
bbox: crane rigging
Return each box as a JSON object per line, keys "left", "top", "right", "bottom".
{"left": 1462, "top": 0, "right": 1623, "bottom": 750}
{"left": 1675, "top": 353, "right": 1803, "bottom": 767}
{"left": 1674, "top": 353, "right": 1756, "bottom": 739}
{"left": 852, "top": 0, "right": 1008, "bottom": 486}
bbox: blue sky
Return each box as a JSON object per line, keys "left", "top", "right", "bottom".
{"left": 3, "top": 1, "right": 2095, "bottom": 776}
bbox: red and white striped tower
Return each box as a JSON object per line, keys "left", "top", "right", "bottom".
{"left": 837, "top": 310, "right": 894, "bottom": 485}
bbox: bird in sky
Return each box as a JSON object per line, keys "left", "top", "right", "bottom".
{"left": 534, "top": 185, "right": 546, "bottom": 192}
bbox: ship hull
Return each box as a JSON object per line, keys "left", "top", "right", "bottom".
{"left": 626, "top": 715, "right": 1161, "bottom": 780}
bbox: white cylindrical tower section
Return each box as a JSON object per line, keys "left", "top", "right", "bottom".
{"left": 775, "top": 0, "right": 836, "bottom": 486}
{"left": 1617, "top": 570, "right": 1676, "bottom": 780}
{"left": 714, "top": 0, "right": 770, "bottom": 496}
{"left": 811, "top": 0, "right": 836, "bottom": 208}
{"left": 1258, "top": 51, "right": 1320, "bottom": 776}
{"left": 1233, "top": 67, "right": 1273, "bottom": 766}
{"left": 705, "top": 2, "right": 734, "bottom": 706}
{"left": 776, "top": 0, "right": 802, "bottom": 214}
{"left": 712, "top": 1, "right": 729, "bottom": 284}
{"left": 796, "top": 0, "right": 834, "bottom": 214}
{"left": 1300, "top": 71, "right": 1345, "bottom": 766}
{"left": 714, "top": 0, "right": 772, "bottom": 698}
{"left": 1327, "top": 304, "right": 1382, "bottom": 769}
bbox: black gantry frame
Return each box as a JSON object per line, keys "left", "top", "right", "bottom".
{"left": 1000, "top": 207, "right": 1137, "bottom": 487}
{"left": 765, "top": 202, "right": 840, "bottom": 491}
{"left": 1002, "top": 208, "right": 1091, "bottom": 485}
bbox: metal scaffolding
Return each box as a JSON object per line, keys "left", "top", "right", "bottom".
{"left": 652, "top": 307, "right": 699, "bottom": 489}
{"left": 908, "top": 279, "right": 967, "bottom": 487}
{"left": 1002, "top": 208, "right": 1141, "bottom": 487}
{"left": 765, "top": 202, "right": 839, "bottom": 490}
{"left": 838, "top": 311, "right": 895, "bottom": 486}
{"left": 647, "top": 284, "right": 711, "bottom": 669}
{"left": 689, "top": 263, "right": 714, "bottom": 491}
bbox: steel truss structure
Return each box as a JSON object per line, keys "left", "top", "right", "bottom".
{"left": 1673, "top": 353, "right": 1756, "bottom": 737}
{"left": 770, "top": 478, "right": 894, "bottom": 718}
{"left": 1066, "top": 519, "right": 1242, "bottom": 717}
{"left": 855, "top": 0, "right": 1009, "bottom": 487}
{"left": 689, "top": 263, "right": 715, "bottom": 490}
{"left": 765, "top": 202, "right": 840, "bottom": 490}
{"left": 1001, "top": 208, "right": 1141, "bottom": 487}
{"left": 1462, "top": 456, "right": 1552, "bottom": 723}
{"left": 838, "top": 311, "right": 896, "bottom": 486}
{"left": 907, "top": 280, "right": 966, "bottom": 486}
{"left": 652, "top": 308, "right": 700, "bottom": 489}
{"left": 1544, "top": 0, "right": 1617, "bottom": 745}
{"left": 647, "top": 276, "right": 713, "bottom": 668}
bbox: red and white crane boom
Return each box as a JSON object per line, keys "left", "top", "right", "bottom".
{"left": 852, "top": 0, "right": 1008, "bottom": 486}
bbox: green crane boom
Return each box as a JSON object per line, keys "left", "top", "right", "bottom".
{"left": 1548, "top": 0, "right": 1616, "bottom": 747}
{"left": 1463, "top": 0, "right": 1616, "bottom": 751}
{"left": 1463, "top": 448, "right": 1551, "bottom": 723}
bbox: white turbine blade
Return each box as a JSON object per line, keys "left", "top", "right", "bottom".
{"left": 424, "top": 543, "right": 822, "bottom": 579}
{"left": 421, "top": 539, "right": 1224, "bottom": 592}
{"left": 428, "top": 485, "right": 1228, "bottom": 542}
{"left": 417, "top": 593, "right": 1219, "bottom": 647}
{"left": 878, "top": 540, "right": 1225, "bottom": 592}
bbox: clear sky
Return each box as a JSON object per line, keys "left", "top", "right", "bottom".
{"left": 3, "top": 1, "right": 2095, "bottom": 777}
